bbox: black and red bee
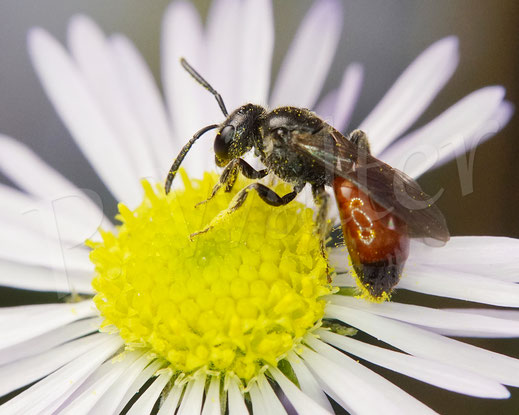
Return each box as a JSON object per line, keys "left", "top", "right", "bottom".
{"left": 165, "top": 58, "right": 450, "bottom": 301}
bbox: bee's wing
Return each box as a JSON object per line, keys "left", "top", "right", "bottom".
{"left": 293, "top": 129, "right": 450, "bottom": 244}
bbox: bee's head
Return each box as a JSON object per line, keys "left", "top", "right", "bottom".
{"left": 214, "top": 104, "right": 265, "bottom": 167}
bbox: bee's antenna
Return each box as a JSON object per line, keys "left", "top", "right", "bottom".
{"left": 180, "top": 58, "right": 229, "bottom": 117}
{"left": 165, "top": 123, "right": 219, "bottom": 194}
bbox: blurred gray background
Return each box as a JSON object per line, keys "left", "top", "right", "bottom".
{"left": 0, "top": 0, "right": 518, "bottom": 413}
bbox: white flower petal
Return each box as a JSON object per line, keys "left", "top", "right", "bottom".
{"left": 239, "top": 0, "right": 274, "bottom": 105}
{"left": 90, "top": 354, "right": 157, "bottom": 415}
{"left": 0, "top": 258, "right": 93, "bottom": 294}
{"left": 446, "top": 308, "right": 519, "bottom": 321}
{"left": 0, "top": 259, "right": 94, "bottom": 294}
{"left": 400, "top": 263, "right": 519, "bottom": 307}
{"left": 126, "top": 371, "right": 173, "bottom": 415}
{"left": 257, "top": 373, "right": 287, "bottom": 415}
{"left": 156, "top": 382, "right": 185, "bottom": 415}
{"left": 0, "top": 300, "right": 95, "bottom": 349}
{"left": 0, "top": 221, "right": 91, "bottom": 279}
{"left": 201, "top": 375, "right": 221, "bottom": 415}
{"left": 270, "top": 0, "right": 342, "bottom": 108}
{"left": 314, "top": 89, "right": 338, "bottom": 121}
{"left": 67, "top": 15, "right": 158, "bottom": 183}
{"left": 325, "top": 304, "right": 519, "bottom": 387}
{"left": 380, "top": 86, "right": 506, "bottom": 178}
{"left": 0, "top": 135, "right": 110, "bottom": 234}
{"left": 226, "top": 376, "right": 249, "bottom": 415}
{"left": 248, "top": 382, "right": 268, "bottom": 415}
{"left": 302, "top": 339, "right": 437, "bottom": 414}
{"left": 177, "top": 373, "right": 206, "bottom": 415}
{"left": 1, "top": 334, "right": 122, "bottom": 415}
{"left": 109, "top": 34, "right": 176, "bottom": 177}
{"left": 286, "top": 351, "right": 334, "bottom": 413}
{"left": 0, "top": 191, "right": 103, "bottom": 248}
{"left": 426, "top": 309, "right": 519, "bottom": 337}
{"left": 27, "top": 28, "right": 141, "bottom": 206}
{"left": 318, "top": 329, "right": 509, "bottom": 398}
{"left": 0, "top": 332, "right": 106, "bottom": 396}
{"left": 0, "top": 317, "right": 101, "bottom": 366}
{"left": 57, "top": 352, "right": 140, "bottom": 415}
{"left": 115, "top": 359, "right": 165, "bottom": 414}
{"left": 408, "top": 237, "right": 519, "bottom": 281}
{"left": 328, "top": 295, "right": 519, "bottom": 337}
{"left": 206, "top": 0, "right": 243, "bottom": 110}
{"left": 268, "top": 366, "right": 333, "bottom": 415}
{"left": 332, "top": 63, "right": 364, "bottom": 132}
{"left": 161, "top": 0, "right": 213, "bottom": 177}
{"left": 360, "top": 36, "right": 459, "bottom": 155}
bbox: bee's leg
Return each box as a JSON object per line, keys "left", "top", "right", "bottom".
{"left": 191, "top": 182, "right": 303, "bottom": 239}
{"left": 196, "top": 159, "right": 268, "bottom": 207}
{"left": 312, "top": 185, "right": 331, "bottom": 279}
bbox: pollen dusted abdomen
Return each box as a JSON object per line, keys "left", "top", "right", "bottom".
{"left": 333, "top": 176, "right": 410, "bottom": 300}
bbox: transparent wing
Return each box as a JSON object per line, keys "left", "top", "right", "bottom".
{"left": 293, "top": 129, "right": 450, "bottom": 243}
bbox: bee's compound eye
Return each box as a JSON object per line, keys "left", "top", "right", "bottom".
{"left": 215, "top": 125, "right": 235, "bottom": 160}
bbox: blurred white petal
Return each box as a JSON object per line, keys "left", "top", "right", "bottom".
{"left": 380, "top": 86, "right": 506, "bottom": 178}
{"left": 28, "top": 28, "right": 142, "bottom": 206}
{"left": 206, "top": 0, "right": 243, "bottom": 110}
{"left": 332, "top": 62, "right": 364, "bottom": 132}
{"left": 270, "top": 0, "right": 342, "bottom": 108}
{"left": 360, "top": 36, "right": 459, "bottom": 155}
{"left": 109, "top": 34, "right": 176, "bottom": 177}
{"left": 0, "top": 259, "right": 93, "bottom": 293}
{"left": 67, "top": 15, "right": 158, "bottom": 182}
{"left": 161, "top": 0, "right": 212, "bottom": 177}
{"left": 239, "top": 0, "right": 274, "bottom": 105}
{"left": 0, "top": 135, "right": 110, "bottom": 233}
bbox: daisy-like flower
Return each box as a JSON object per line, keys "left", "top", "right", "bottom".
{"left": 1, "top": 0, "right": 518, "bottom": 414}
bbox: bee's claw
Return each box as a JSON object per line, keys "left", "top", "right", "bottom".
{"left": 195, "top": 199, "right": 209, "bottom": 208}
{"left": 189, "top": 227, "right": 212, "bottom": 241}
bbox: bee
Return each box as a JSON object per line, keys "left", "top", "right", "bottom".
{"left": 165, "top": 58, "right": 449, "bottom": 300}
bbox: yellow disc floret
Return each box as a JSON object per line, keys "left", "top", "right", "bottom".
{"left": 89, "top": 171, "right": 331, "bottom": 382}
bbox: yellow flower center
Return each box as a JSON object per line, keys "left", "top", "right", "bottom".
{"left": 89, "top": 171, "right": 331, "bottom": 382}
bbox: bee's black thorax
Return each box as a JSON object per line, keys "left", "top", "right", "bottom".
{"left": 256, "top": 106, "right": 328, "bottom": 188}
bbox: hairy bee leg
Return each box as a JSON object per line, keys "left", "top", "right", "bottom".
{"left": 195, "top": 159, "right": 268, "bottom": 207}
{"left": 312, "top": 185, "right": 331, "bottom": 280}
{"left": 190, "top": 183, "right": 302, "bottom": 239}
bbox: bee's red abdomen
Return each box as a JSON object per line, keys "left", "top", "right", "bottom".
{"left": 333, "top": 176, "right": 410, "bottom": 299}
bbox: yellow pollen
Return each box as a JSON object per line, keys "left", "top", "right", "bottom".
{"left": 89, "top": 171, "right": 331, "bottom": 382}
